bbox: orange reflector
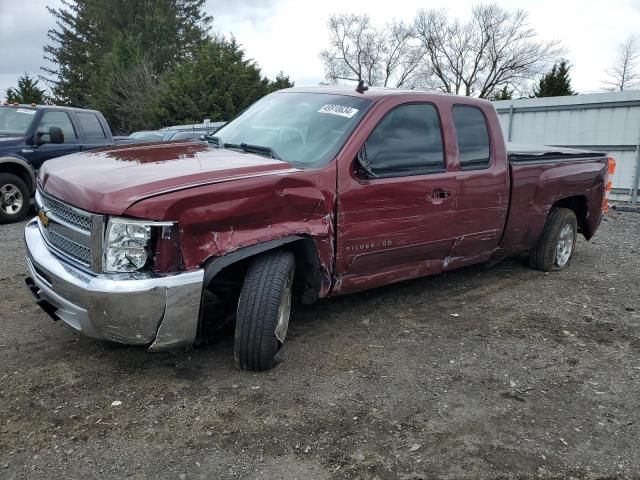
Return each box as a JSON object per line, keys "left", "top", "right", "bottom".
{"left": 603, "top": 157, "right": 616, "bottom": 213}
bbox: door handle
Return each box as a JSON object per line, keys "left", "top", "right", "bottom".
{"left": 430, "top": 189, "right": 452, "bottom": 202}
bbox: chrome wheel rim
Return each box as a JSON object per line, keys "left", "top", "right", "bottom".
{"left": 555, "top": 224, "right": 575, "bottom": 267}
{"left": 274, "top": 271, "right": 293, "bottom": 344}
{"left": 1, "top": 184, "right": 23, "bottom": 215}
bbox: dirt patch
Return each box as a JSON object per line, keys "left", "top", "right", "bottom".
{"left": 1, "top": 212, "right": 639, "bottom": 479}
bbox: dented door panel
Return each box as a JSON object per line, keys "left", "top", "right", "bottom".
{"left": 335, "top": 172, "right": 458, "bottom": 293}
{"left": 445, "top": 102, "right": 510, "bottom": 268}
{"left": 334, "top": 96, "right": 462, "bottom": 294}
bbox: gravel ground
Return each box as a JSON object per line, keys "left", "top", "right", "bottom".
{"left": 1, "top": 211, "right": 639, "bottom": 480}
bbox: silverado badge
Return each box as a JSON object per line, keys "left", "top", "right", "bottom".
{"left": 38, "top": 210, "right": 49, "bottom": 228}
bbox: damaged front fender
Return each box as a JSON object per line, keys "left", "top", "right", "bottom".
{"left": 124, "top": 166, "right": 338, "bottom": 299}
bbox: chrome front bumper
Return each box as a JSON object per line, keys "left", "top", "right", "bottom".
{"left": 24, "top": 218, "right": 204, "bottom": 351}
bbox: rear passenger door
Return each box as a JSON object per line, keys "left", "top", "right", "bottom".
{"left": 336, "top": 102, "right": 459, "bottom": 294}
{"left": 449, "top": 105, "right": 509, "bottom": 266}
{"left": 75, "top": 112, "right": 112, "bottom": 150}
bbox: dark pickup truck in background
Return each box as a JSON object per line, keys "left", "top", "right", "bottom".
{"left": 0, "top": 104, "right": 127, "bottom": 223}
{"left": 24, "top": 86, "right": 615, "bottom": 371}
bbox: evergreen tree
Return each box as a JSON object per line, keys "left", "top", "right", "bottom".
{"left": 533, "top": 60, "right": 575, "bottom": 97}
{"left": 42, "top": 1, "right": 295, "bottom": 132}
{"left": 268, "top": 72, "right": 295, "bottom": 92}
{"left": 490, "top": 86, "right": 513, "bottom": 100}
{"left": 43, "top": 0, "right": 212, "bottom": 107}
{"left": 153, "top": 37, "right": 280, "bottom": 126}
{"left": 5, "top": 74, "right": 49, "bottom": 104}
{"left": 42, "top": 0, "right": 94, "bottom": 106}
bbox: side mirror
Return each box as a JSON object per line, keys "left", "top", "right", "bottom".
{"left": 356, "top": 144, "right": 377, "bottom": 178}
{"left": 49, "top": 126, "right": 64, "bottom": 144}
{"left": 34, "top": 126, "right": 64, "bottom": 146}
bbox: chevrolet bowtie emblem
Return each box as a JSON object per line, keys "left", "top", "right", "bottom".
{"left": 38, "top": 209, "right": 49, "bottom": 228}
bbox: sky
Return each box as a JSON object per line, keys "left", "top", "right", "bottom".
{"left": 1, "top": 0, "right": 639, "bottom": 101}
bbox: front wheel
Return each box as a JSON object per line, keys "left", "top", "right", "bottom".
{"left": 528, "top": 207, "right": 578, "bottom": 271}
{"left": 0, "top": 173, "right": 30, "bottom": 224}
{"left": 234, "top": 250, "right": 295, "bottom": 371}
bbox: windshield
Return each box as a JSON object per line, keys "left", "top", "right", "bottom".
{"left": 211, "top": 92, "right": 372, "bottom": 168}
{"left": 0, "top": 107, "right": 37, "bottom": 135}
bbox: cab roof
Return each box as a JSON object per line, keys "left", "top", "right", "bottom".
{"left": 0, "top": 104, "right": 101, "bottom": 114}
{"left": 277, "top": 85, "right": 491, "bottom": 106}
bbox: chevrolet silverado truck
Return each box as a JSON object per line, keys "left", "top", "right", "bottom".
{"left": 0, "top": 104, "right": 134, "bottom": 223}
{"left": 23, "top": 86, "right": 615, "bottom": 371}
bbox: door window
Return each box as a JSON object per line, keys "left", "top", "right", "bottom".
{"left": 362, "top": 103, "right": 445, "bottom": 178}
{"left": 37, "top": 111, "right": 77, "bottom": 140}
{"left": 77, "top": 112, "right": 107, "bottom": 139}
{"left": 453, "top": 106, "right": 491, "bottom": 169}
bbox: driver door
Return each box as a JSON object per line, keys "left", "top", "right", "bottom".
{"left": 335, "top": 102, "right": 458, "bottom": 294}
{"left": 29, "top": 111, "right": 82, "bottom": 169}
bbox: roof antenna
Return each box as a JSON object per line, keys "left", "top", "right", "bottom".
{"left": 356, "top": 79, "right": 369, "bottom": 93}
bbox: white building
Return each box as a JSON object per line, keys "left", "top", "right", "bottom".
{"left": 493, "top": 90, "right": 640, "bottom": 203}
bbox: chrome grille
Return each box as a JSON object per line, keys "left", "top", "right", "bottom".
{"left": 42, "top": 228, "right": 92, "bottom": 265}
{"left": 38, "top": 190, "right": 92, "bottom": 232}
{"left": 35, "top": 189, "right": 101, "bottom": 271}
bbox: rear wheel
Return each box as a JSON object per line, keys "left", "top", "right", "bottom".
{"left": 0, "top": 173, "right": 30, "bottom": 224}
{"left": 528, "top": 208, "right": 578, "bottom": 271}
{"left": 234, "top": 250, "right": 295, "bottom": 371}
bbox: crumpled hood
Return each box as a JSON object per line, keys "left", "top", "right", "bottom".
{"left": 39, "top": 142, "right": 299, "bottom": 215}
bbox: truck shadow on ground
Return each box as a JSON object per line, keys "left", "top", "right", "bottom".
{"left": 54, "top": 253, "right": 539, "bottom": 379}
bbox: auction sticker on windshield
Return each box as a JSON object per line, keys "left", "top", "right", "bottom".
{"left": 318, "top": 104, "right": 359, "bottom": 118}
{"left": 16, "top": 109, "right": 36, "bottom": 115}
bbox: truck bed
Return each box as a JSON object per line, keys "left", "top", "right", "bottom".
{"left": 507, "top": 143, "right": 607, "bottom": 162}
{"left": 499, "top": 143, "right": 609, "bottom": 256}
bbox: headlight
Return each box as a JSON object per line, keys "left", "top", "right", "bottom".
{"left": 104, "top": 218, "right": 174, "bottom": 273}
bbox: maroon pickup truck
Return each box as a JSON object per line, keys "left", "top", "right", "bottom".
{"left": 24, "top": 86, "right": 615, "bottom": 371}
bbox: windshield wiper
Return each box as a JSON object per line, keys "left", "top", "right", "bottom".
{"left": 205, "top": 135, "right": 283, "bottom": 160}
{"left": 238, "top": 143, "right": 282, "bottom": 160}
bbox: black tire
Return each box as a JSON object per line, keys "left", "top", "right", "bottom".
{"left": 528, "top": 207, "right": 578, "bottom": 271}
{"left": 234, "top": 250, "right": 295, "bottom": 371}
{"left": 0, "top": 173, "right": 30, "bottom": 224}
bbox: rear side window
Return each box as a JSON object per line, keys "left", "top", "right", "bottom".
{"left": 364, "top": 103, "right": 444, "bottom": 177}
{"left": 453, "top": 105, "right": 491, "bottom": 169}
{"left": 77, "top": 112, "right": 106, "bottom": 139}
{"left": 37, "top": 111, "right": 77, "bottom": 140}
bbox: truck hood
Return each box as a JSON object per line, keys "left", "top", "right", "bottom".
{"left": 0, "top": 135, "right": 24, "bottom": 143}
{"left": 39, "top": 142, "right": 299, "bottom": 215}
{"left": 0, "top": 136, "right": 24, "bottom": 152}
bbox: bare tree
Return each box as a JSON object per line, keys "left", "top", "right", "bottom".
{"left": 110, "top": 61, "right": 163, "bottom": 134}
{"left": 320, "top": 14, "right": 424, "bottom": 88}
{"left": 413, "top": 4, "right": 563, "bottom": 97}
{"left": 378, "top": 21, "right": 425, "bottom": 87}
{"left": 320, "top": 14, "right": 377, "bottom": 85}
{"left": 602, "top": 35, "right": 640, "bottom": 91}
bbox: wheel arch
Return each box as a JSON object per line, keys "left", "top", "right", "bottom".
{"left": 0, "top": 156, "right": 36, "bottom": 194}
{"left": 550, "top": 195, "right": 589, "bottom": 237}
{"left": 201, "top": 235, "right": 324, "bottom": 304}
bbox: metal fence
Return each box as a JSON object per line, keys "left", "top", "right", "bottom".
{"left": 493, "top": 90, "right": 640, "bottom": 204}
